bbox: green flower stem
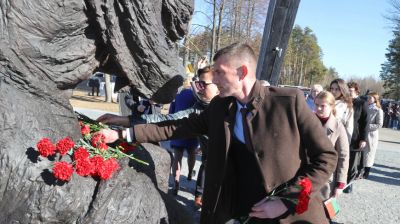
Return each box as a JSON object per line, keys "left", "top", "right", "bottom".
{"left": 109, "top": 146, "right": 149, "bottom": 166}
{"left": 78, "top": 139, "right": 149, "bottom": 166}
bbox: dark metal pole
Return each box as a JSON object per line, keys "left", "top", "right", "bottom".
{"left": 256, "top": 0, "right": 301, "bottom": 86}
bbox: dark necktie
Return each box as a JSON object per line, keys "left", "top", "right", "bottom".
{"left": 240, "top": 107, "right": 251, "bottom": 148}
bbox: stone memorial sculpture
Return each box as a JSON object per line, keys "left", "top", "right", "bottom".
{"left": 0, "top": 0, "right": 194, "bottom": 223}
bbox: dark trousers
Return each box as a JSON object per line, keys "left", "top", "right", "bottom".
{"left": 347, "top": 150, "right": 365, "bottom": 182}
{"left": 195, "top": 154, "right": 207, "bottom": 197}
{"left": 91, "top": 86, "right": 99, "bottom": 96}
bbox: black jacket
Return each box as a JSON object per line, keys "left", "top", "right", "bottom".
{"left": 350, "top": 97, "right": 367, "bottom": 149}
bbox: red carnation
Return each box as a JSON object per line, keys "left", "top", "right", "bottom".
{"left": 36, "top": 138, "right": 56, "bottom": 157}
{"left": 298, "top": 177, "right": 312, "bottom": 194}
{"left": 56, "top": 137, "right": 75, "bottom": 155}
{"left": 75, "top": 158, "right": 94, "bottom": 176}
{"left": 295, "top": 192, "right": 310, "bottom": 214}
{"left": 73, "top": 147, "right": 90, "bottom": 161}
{"left": 81, "top": 125, "right": 91, "bottom": 135}
{"left": 91, "top": 134, "right": 105, "bottom": 148}
{"left": 294, "top": 177, "right": 312, "bottom": 214}
{"left": 90, "top": 156, "right": 105, "bottom": 176}
{"left": 53, "top": 161, "right": 74, "bottom": 181}
{"left": 97, "top": 158, "right": 119, "bottom": 180}
{"left": 79, "top": 121, "right": 84, "bottom": 127}
{"left": 99, "top": 142, "right": 108, "bottom": 151}
{"left": 118, "top": 141, "right": 136, "bottom": 153}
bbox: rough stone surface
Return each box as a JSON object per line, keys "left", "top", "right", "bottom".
{"left": 0, "top": 0, "right": 194, "bottom": 223}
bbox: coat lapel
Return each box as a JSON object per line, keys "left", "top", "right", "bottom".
{"left": 224, "top": 98, "right": 236, "bottom": 158}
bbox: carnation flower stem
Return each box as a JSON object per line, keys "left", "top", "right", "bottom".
{"left": 108, "top": 147, "right": 149, "bottom": 166}
{"left": 78, "top": 139, "right": 149, "bottom": 166}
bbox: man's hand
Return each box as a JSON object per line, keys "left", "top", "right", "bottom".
{"left": 137, "top": 105, "right": 146, "bottom": 113}
{"left": 249, "top": 197, "right": 288, "bottom": 219}
{"left": 97, "top": 128, "right": 119, "bottom": 143}
{"left": 359, "top": 140, "right": 367, "bottom": 149}
{"left": 97, "top": 114, "right": 130, "bottom": 127}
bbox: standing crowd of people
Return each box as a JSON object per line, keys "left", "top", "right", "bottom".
{"left": 383, "top": 101, "right": 400, "bottom": 130}
{"left": 93, "top": 43, "right": 386, "bottom": 223}
{"left": 306, "top": 79, "right": 384, "bottom": 197}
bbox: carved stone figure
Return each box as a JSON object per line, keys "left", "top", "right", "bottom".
{"left": 0, "top": 0, "right": 194, "bottom": 223}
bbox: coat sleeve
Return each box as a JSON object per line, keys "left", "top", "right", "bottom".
{"left": 335, "top": 122, "right": 350, "bottom": 184}
{"left": 133, "top": 103, "right": 210, "bottom": 143}
{"left": 345, "top": 108, "right": 354, "bottom": 143}
{"left": 140, "top": 107, "right": 197, "bottom": 123}
{"left": 358, "top": 101, "right": 368, "bottom": 141}
{"left": 367, "top": 109, "right": 384, "bottom": 132}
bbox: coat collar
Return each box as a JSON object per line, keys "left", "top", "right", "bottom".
{"left": 224, "top": 80, "right": 267, "bottom": 119}
{"left": 324, "top": 115, "right": 338, "bottom": 136}
{"left": 242, "top": 80, "right": 266, "bottom": 115}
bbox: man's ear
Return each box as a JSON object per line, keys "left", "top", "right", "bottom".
{"left": 240, "top": 65, "right": 248, "bottom": 80}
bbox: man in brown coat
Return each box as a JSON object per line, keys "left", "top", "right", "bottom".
{"left": 100, "top": 43, "right": 337, "bottom": 223}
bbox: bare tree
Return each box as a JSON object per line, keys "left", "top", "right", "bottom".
{"left": 216, "top": 0, "right": 225, "bottom": 51}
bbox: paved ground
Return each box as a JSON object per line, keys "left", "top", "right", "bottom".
{"left": 75, "top": 108, "right": 400, "bottom": 224}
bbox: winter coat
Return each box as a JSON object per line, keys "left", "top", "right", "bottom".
{"left": 335, "top": 100, "right": 354, "bottom": 142}
{"left": 365, "top": 104, "right": 383, "bottom": 167}
{"left": 320, "top": 115, "right": 349, "bottom": 200}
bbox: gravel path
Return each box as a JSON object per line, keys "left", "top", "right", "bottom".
{"left": 332, "top": 128, "right": 400, "bottom": 224}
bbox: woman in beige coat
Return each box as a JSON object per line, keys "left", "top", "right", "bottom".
{"left": 364, "top": 92, "right": 384, "bottom": 179}
{"left": 314, "top": 91, "right": 350, "bottom": 200}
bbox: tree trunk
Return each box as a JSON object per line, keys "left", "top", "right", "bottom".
{"left": 216, "top": 0, "right": 225, "bottom": 51}
{"left": 231, "top": 1, "right": 237, "bottom": 42}
{"left": 105, "top": 73, "right": 112, "bottom": 103}
{"left": 236, "top": 0, "right": 243, "bottom": 41}
{"left": 210, "top": 0, "right": 217, "bottom": 61}
{"left": 298, "top": 56, "right": 304, "bottom": 86}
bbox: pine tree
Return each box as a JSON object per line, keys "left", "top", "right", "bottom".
{"left": 380, "top": 29, "right": 400, "bottom": 100}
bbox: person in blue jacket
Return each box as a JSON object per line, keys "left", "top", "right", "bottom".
{"left": 97, "top": 66, "right": 218, "bottom": 205}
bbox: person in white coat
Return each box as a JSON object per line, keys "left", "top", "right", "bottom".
{"left": 364, "top": 92, "right": 384, "bottom": 179}
{"left": 329, "top": 79, "right": 354, "bottom": 142}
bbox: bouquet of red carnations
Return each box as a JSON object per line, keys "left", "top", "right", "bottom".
{"left": 35, "top": 113, "right": 148, "bottom": 182}
{"left": 240, "top": 177, "right": 312, "bottom": 224}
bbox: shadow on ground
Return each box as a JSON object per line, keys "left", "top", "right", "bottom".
{"left": 367, "top": 164, "right": 400, "bottom": 186}
{"left": 71, "top": 94, "right": 106, "bottom": 103}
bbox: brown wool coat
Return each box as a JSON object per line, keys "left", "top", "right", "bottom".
{"left": 134, "top": 81, "right": 338, "bottom": 224}
{"left": 320, "top": 115, "right": 350, "bottom": 200}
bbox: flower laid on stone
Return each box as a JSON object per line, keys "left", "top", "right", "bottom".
{"left": 35, "top": 112, "right": 148, "bottom": 182}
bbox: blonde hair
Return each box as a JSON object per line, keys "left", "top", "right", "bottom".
{"left": 315, "top": 91, "right": 337, "bottom": 116}
{"left": 183, "top": 74, "right": 194, "bottom": 88}
{"left": 368, "top": 92, "right": 381, "bottom": 108}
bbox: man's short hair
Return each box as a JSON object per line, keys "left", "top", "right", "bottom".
{"left": 213, "top": 43, "right": 257, "bottom": 64}
{"left": 347, "top": 81, "right": 360, "bottom": 94}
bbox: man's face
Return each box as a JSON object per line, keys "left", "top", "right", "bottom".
{"left": 311, "top": 87, "right": 322, "bottom": 99}
{"left": 212, "top": 55, "right": 241, "bottom": 98}
{"left": 349, "top": 87, "right": 358, "bottom": 99}
{"left": 196, "top": 71, "right": 219, "bottom": 102}
{"left": 314, "top": 98, "right": 332, "bottom": 118}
